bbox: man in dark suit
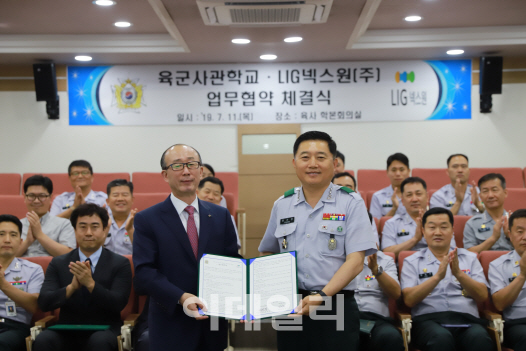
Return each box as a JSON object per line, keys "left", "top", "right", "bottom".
{"left": 34, "top": 203, "right": 132, "bottom": 351}
{"left": 133, "top": 144, "right": 240, "bottom": 351}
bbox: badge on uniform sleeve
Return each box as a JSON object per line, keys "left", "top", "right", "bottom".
{"left": 5, "top": 301, "right": 16, "bottom": 317}
{"left": 328, "top": 235, "right": 337, "bottom": 250}
{"left": 280, "top": 217, "right": 295, "bottom": 225}
{"left": 282, "top": 238, "right": 288, "bottom": 250}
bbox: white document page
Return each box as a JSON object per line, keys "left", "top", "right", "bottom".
{"left": 249, "top": 252, "right": 298, "bottom": 320}
{"left": 198, "top": 254, "right": 246, "bottom": 319}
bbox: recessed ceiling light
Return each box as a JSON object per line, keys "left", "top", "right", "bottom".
{"left": 447, "top": 49, "right": 464, "bottom": 55}
{"left": 114, "top": 22, "right": 132, "bottom": 27}
{"left": 93, "top": 0, "right": 116, "bottom": 6}
{"left": 260, "top": 54, "right": 277, "bottom": 60}
{"left": 404, "top": 15, "right": 422, "bottom": 22}
{"left": 284, "top": 37, "right": 302, "bottom": 43}
{"left": 75, "top": 55, "right": 93, "bottom": 62}
{"left": 232, "top": 39, "right": 250, "bottom": 44}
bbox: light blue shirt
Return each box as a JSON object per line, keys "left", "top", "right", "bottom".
{"left": 50, "top": 190, "right": 107, "bottom": 216}
{"left": 381, "top": 213, "right": 456, "bottom": 251}
{"left": 354, "top": 251, "right": 399, "bottom": 317}
{"left": 78, "top": 246, "right": 103, "bottom": 274}
{"left": 430, "top": 184, "right": 479, "bottom": 216}
{"left": 0, "top": 258, "right": 44, "bottom": 324}
{"left": 488, "top": 250, "right": 525, "bottom": 320}
{"left": 258, "top": 183, "right": 377, "bottom": 291}
{"left": 401, "top": 247, "right": 488, "bottom": 318}
{"left": 369, "top": 185, "right": 407, "bottom": 219}
{"left": 463, "top": 210, "right": 513, "bottom": 251}
{"left": 104, "top": 213, "right": 132, "bottom": 256}
{"left": 21, "top": 212, "right": 76, "bottom": 257}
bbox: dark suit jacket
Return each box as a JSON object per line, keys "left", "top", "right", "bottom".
{"left": 37, "top": 248, "right": 132, "bottom": 333}
{"left": 133, "top": 197, "right": 240, "bottom": 351}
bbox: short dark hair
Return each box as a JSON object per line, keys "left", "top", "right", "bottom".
{"left": 68, "top": 160, "right": 93, "bottom": 175}
{"left": 401, "top": 177, "right": 427, "bottom": 193}
{"left": 202, "top": 164, "right": 216, "bottom": 176}
{"left": 335, "top": 151, "right": 345, "bottom": 165}
{"left": 332, "top": 172, "right": 356, "bottom": 188}
{"left": 107, "top": 179, "right": 134, "bottom": 195}
{"left": 0, "top": 214, "right": 22, "bottom": 235}
{"left": 293, "top": 131, "right": 337, "bottom": 158}
{"left": 386, "top": 153, "right": 409, "bottom": 169}
{"left": 160, "top": 144, "right": 202, "bottom": 170}
{"left": 478, "top": 173, "right": 507, "bottom": 189}
{"left": 422, "top": 207, "right": 454, "bottom": 227}
{"left": 509, "top": 209, "right": 526, "bottom": 230}
{"left": 198, "top": 177, "right": 224, "bottom": 194}
{"left": 23, "top": 175, "right": 53, "bottom": 194}
{"left": 70, "top": 203, "right": 109, "bottom": 229}
{"left": 447, "top": 154, "right": 469, "bottom": 167}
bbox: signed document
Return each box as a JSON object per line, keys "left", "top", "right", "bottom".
{"left": 198, "top": 252, "right": 298, "bottom": 320}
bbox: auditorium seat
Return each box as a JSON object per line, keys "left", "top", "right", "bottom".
{"left": 427, "top": 189, "right": 437, "bottom": 202}
{"left": 131, "top": 172, "right": 168, "bottom": 193}
{"left": 411, "top": 168, "right": 449, "bottom": 190}
{"left": 91, "top": 172, "right": 130, "bottom": 192}
{"left": 133, "top": 193, "right": 169, "bottom": 212}
{"left": 453, "top": 215, "right": 472, "bottom": 249}
{"left": 0, "top": 173, "right": 21, "bottom": 195}
{"left": 22, "top": 173, "right": 70, "bottom": 195}
{"left": 356, "top": 169, "right": 390, "bottom": 193}
{"left": 215, "top": 172, "right": 239, "bottom": 214}
{"left": 0, "top": 195, "right": 26, "bottom": 218}
{"left": 378, "top": 216, "right": 393, "bottom": 240}
{"left": 470, "top": 167, "right": 524, "bottom": 188}
{"left": 505, "top": 188, "right": 526, "bottom": 211}
{"left": 223, "top": 192, "right": 236, "bottom": 217}
{"left": 366, "top": 190, "right": 375, "bottom": 211}
{"left": 479, "top": 251, "right": 508, "bottom": 280}
{"left": 343, "top": 170, "right": 355, "bottom": 177}
{"left": 21, "top": 256, "right": 54, "bottom": 326}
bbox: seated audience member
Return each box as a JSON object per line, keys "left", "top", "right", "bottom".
{"left": 0, "top": 215, "right": 44, "bottom": 351}
{"left": 430, "top": 154, "right": 483, "bottom": 216}
{"left": 489, "top": 209, "right": 526, "bottom": 351}
{"left": 334, "top": 150, "right": 345, "bottom": 174}
{"left": 401, "top": 208, "right": 493, "bottom": 351}
{"left": 355, "top": 248, "right": 404, "bottom": 351}
{"left": 382, "top": 177, "right": 456, "bottom": 257}
{"left": 200, "top": 163, "right": 228, "bottom": 208}
{"left": 19, "top": 175, "right": 76, "bottom": 257}
{"left": 50, "top": 160, "right": 107, "bottom": 219}
{"left": 464, "top": 173, "right": 512, "bottom": 253}
{"left": 197, "top": 177, "right": 241, "bottom": 249}
{"left": 370, "top": 153, "right": 410, "bottom": 219}
{"left": 34, "top": 204, "right": 132, "bottom": 351}
{"left": 104, "top": 179, "right": 137, "bottom": 256}
{"left": 332, "top": 172, "right": 356, "bottom": 191}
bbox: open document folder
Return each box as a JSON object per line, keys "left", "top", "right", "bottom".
{"left": 198, "top": 251, "right": 298, "bottom": 321}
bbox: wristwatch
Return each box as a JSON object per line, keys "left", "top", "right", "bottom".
{"left": 376, "top": 266, "right": 384, "bottom": 277}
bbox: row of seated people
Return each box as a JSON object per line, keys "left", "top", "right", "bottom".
{"left": 2, "top": 204, "right": 526, "bottom": 351}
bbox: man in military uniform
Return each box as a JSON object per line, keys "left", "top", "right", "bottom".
{"left": 104, "top": 179, "right": 137, "bottom": 256}
{"left": 258, "top": 131, "right": 376, "bottom": 351}
{"left": 50, "top": 160, "right": 107, "bottom": 219}
{"left": 369, "top": 153, "right": 410, "bottom": 219}
{"left": 334, "top": 151, "right": 346, "bottom": 174}
{"left": 0, "top": 214, "right": 45, "bottom": 351}
{"left": 401, "top": 208, "right": 494, "bottom": 351}
{"left": 355, "top": 249, "right": 404, "bottom": 351}
{"left": 332, "top": 172, "right": 356, "bottom": 191}
{"left": 382, "top": 177, "right": 456, "bottom": 258}
{"left": 430, "top": 154, "right": 484, "bottom": 216}
{"left": 489, "top": 209, "right": 526, "bottom": 351}
{"left": 464, "top": 173, "right": 512, "bottom": 254}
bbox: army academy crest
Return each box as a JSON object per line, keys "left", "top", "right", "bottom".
{"left": 111, "top": 78, "right": 145, "bottom": 112}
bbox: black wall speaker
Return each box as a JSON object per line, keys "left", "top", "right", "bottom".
{"left": 479, "top": 56, "right": 503, "bottom": 95}
{"left": 33, "top": 63, "right": 58, "bottom": 102}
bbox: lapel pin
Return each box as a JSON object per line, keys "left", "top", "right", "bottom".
{"left": 208, "top": 214, "right": 212, "bottom": 217}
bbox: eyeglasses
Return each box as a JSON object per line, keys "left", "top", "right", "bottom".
{"left": 25, "top": 194, "right": 51, "bottom": 201}
{"left": 164, "top": 161, "right": 201, "bottom": 171}
{"left": 70, "top": 171, "right": 91, "bottom": 177}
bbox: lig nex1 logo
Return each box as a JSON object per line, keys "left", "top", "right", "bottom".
{"left": 392, "top": 71, "right": 415, "bottom": 106}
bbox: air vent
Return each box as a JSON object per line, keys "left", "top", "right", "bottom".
{"left": 230, "top": 8, "right": 301, "bottom": 23}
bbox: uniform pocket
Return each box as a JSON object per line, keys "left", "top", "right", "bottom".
{"left": 274, "top": 223, "right": 297, "bottom": 252}
{"left": 318, "top": 222, "right": 346, "bottom": 257}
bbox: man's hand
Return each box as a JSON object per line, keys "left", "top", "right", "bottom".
{"left": 436, "top": 255, "right": 449, "bottom": 281}
{"left": 391, "top": 188, "right": 399, "bottom": 209}
{"left": 470, "top": 181, "right": 484, "bottom": 211}
{"left": 492, "top": 216, "right": 505, "bottom": 242}
{"left": 69, "top": 261, "right": 95, "bottom": 291}
{"left": 25, "top": 225, "right": 35, "bottom": 246}
{"left": 0, "top": 264, "right": 8, "bottom": 291}
{"left": 289, "top": 294, "right": 324, "bottom": 317}
{"left": 454, "top": 179, "right": 467, "bottom": 203}
{"left": 367, "top": 253, "right": 378, "bottom": 276}
{"left": 519, "top": 252, "right": 526, "bottom": 279}
{"left": 179, "top": 293, "right": 209, "bottom": 320}
{"left": 449, "top": 248, "right": 461, "bottom": 278}
{"left": 502, "top": 213, "right": 511, "bottom": 238}
{"left": 26, "top": 211, "right": 44, "bottom": 240}
{"left": 73, "top": 186, "right": 85, "bottom": 208}
{"left": 413, "top": 209, "right": 425, "bottom": 243}
{"left": 125, "top": 209, "right": 138, "bottom": 234}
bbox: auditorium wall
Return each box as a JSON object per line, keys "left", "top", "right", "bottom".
{"left": 0, "top": 83, "right": 525, "bottom": 174}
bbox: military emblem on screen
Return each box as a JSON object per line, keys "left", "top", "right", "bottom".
{"left": 111, "top": 78, "right": 146, "bottom": 113}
